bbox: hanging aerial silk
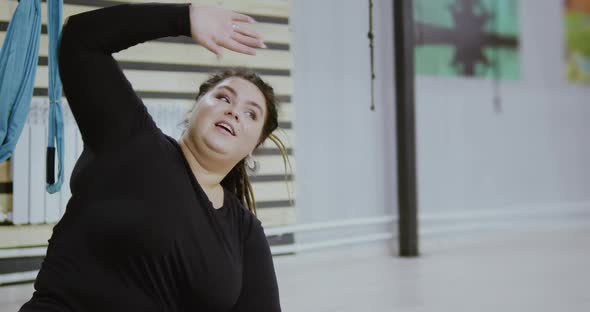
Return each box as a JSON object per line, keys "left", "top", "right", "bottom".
{"left": 46, "top": 0, "right": 65, "bottom": 193}
{"left": 0, "top": 0, "right": 41, "bottom": 162}
{"left": 0, "top": 0, "right": 65, "bottom": 194}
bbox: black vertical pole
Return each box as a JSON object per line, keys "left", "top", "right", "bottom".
{"left": 394, "top": 0, "right": 419, "bottom": 257}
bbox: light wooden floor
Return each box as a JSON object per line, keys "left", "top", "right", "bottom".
{"left": 2, "top": 225, "right": 589, "bottom": 311}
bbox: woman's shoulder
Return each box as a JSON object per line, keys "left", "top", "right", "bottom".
{"left": 89, "top": 122, "right": 172, "bottom": 160}
{"left": 222, "top": 190, "right": 264, "bottom": 240}
{"left": 130, "top": 127, "right": 188, "bottom": 167}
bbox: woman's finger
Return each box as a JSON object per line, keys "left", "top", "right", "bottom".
{"left": 232, "top": 12, "right": 256, "bottom": 23}
{"left": 200, "top": 36, "right": 222, "bottom": 56}
{"left": 233, "top": 24, "right": 262, "bottom": 40}
{"left": 230, "top": 31, "right": 266, "bottom": 49}
{"left": 218, "top": 37, "right": 257, "bottom": 55}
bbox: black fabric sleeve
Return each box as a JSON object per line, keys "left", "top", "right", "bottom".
{"left": 58, "top": 3, "right": 192, "bottom": 154}
{"left": 233, "top": 217, "right": 282, "bottom": 311}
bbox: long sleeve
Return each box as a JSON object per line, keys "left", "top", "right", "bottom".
{"left": 58, "top": 3, "right": 192, "bottom": 154}
{"left": 233, "top": 217, "right": 282, "bottom": 312}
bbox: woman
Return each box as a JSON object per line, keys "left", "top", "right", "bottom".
{"left": 19, "top": 2, "right": 284, "bottom": 311}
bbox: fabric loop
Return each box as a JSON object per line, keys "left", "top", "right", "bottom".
{"left": 0, "top": 0, "right": 65, "bottom": 194}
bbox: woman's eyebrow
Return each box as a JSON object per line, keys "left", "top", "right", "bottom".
{"left": 218, "top": 85, "right": 264, "bottom": 115}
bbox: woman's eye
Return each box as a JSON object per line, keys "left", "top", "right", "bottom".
{"left": 246, "top": 111, "right": 257, "bottom": 120}
{"left": 218, "top": 95, "right": 230, "bottom": 103}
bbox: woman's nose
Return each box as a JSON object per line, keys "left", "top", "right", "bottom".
{"left": 225, "top": 109, "right": 239, "bottom": 121}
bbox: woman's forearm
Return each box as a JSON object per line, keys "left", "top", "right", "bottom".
{"left": 61, "top": 2, "right": 191, "bottom": 55}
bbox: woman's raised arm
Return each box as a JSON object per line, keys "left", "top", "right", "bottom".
{"left": 58, "top": 3, "right": 263, "bottom": 154}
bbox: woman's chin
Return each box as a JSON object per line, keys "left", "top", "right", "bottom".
{"left": 204, "top": 136, "right": 234, "bottom": 156}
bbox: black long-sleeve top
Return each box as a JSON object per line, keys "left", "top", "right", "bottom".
{"left": 18, "top": 3, "right": 281, "bottom": 312}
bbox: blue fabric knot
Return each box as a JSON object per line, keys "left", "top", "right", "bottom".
{"left": 46, "top": 0, "right": 65, "bottom": 193}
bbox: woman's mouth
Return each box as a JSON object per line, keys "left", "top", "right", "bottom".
{"left": 215, "top": 123, "right": 235, "bottom": 136}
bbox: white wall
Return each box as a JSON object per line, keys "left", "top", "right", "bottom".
{"left": 291, "top": 0, "right": 397, "bottom": 245}
{"left": 292, "top": 0, "right": 590, "bottom": 249}
{"left": 416, "top": 0, "right": 590, "bottom": 227}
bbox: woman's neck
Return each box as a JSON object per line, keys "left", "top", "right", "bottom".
{"left": 178, "top": 137, "right": 226, "bottom": 189}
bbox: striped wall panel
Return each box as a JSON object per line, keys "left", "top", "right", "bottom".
{"left": 0, "top": 0, "right": 295, "bottom": 245}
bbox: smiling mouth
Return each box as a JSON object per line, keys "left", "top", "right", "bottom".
{"left": 215, "top": 123, "right": 235, "bottom": 136}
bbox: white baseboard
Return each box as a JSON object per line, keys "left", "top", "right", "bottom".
{"left": 419, "top": 201, "right": 590, "bottom": 235}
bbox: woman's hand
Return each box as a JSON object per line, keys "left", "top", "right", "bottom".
{"left": 188, "top": 3, "right": 266, "bottom": 58}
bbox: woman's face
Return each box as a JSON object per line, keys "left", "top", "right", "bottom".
{"left": 186, "top": 77, "right": 267, "bottom": 164}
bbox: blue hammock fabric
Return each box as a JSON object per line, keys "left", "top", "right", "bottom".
{"left": 0, "top": 0, "right": 65, "bottom": 194}
{"left": 46, "top": 0, "right": 65, "bottom": 193}
{"left": 0, "top": 0, "right": 41, "bottom": 163}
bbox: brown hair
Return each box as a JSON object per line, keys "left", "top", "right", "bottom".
{"left": 181, "top": 68, "right": 292, "bottom": 216}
